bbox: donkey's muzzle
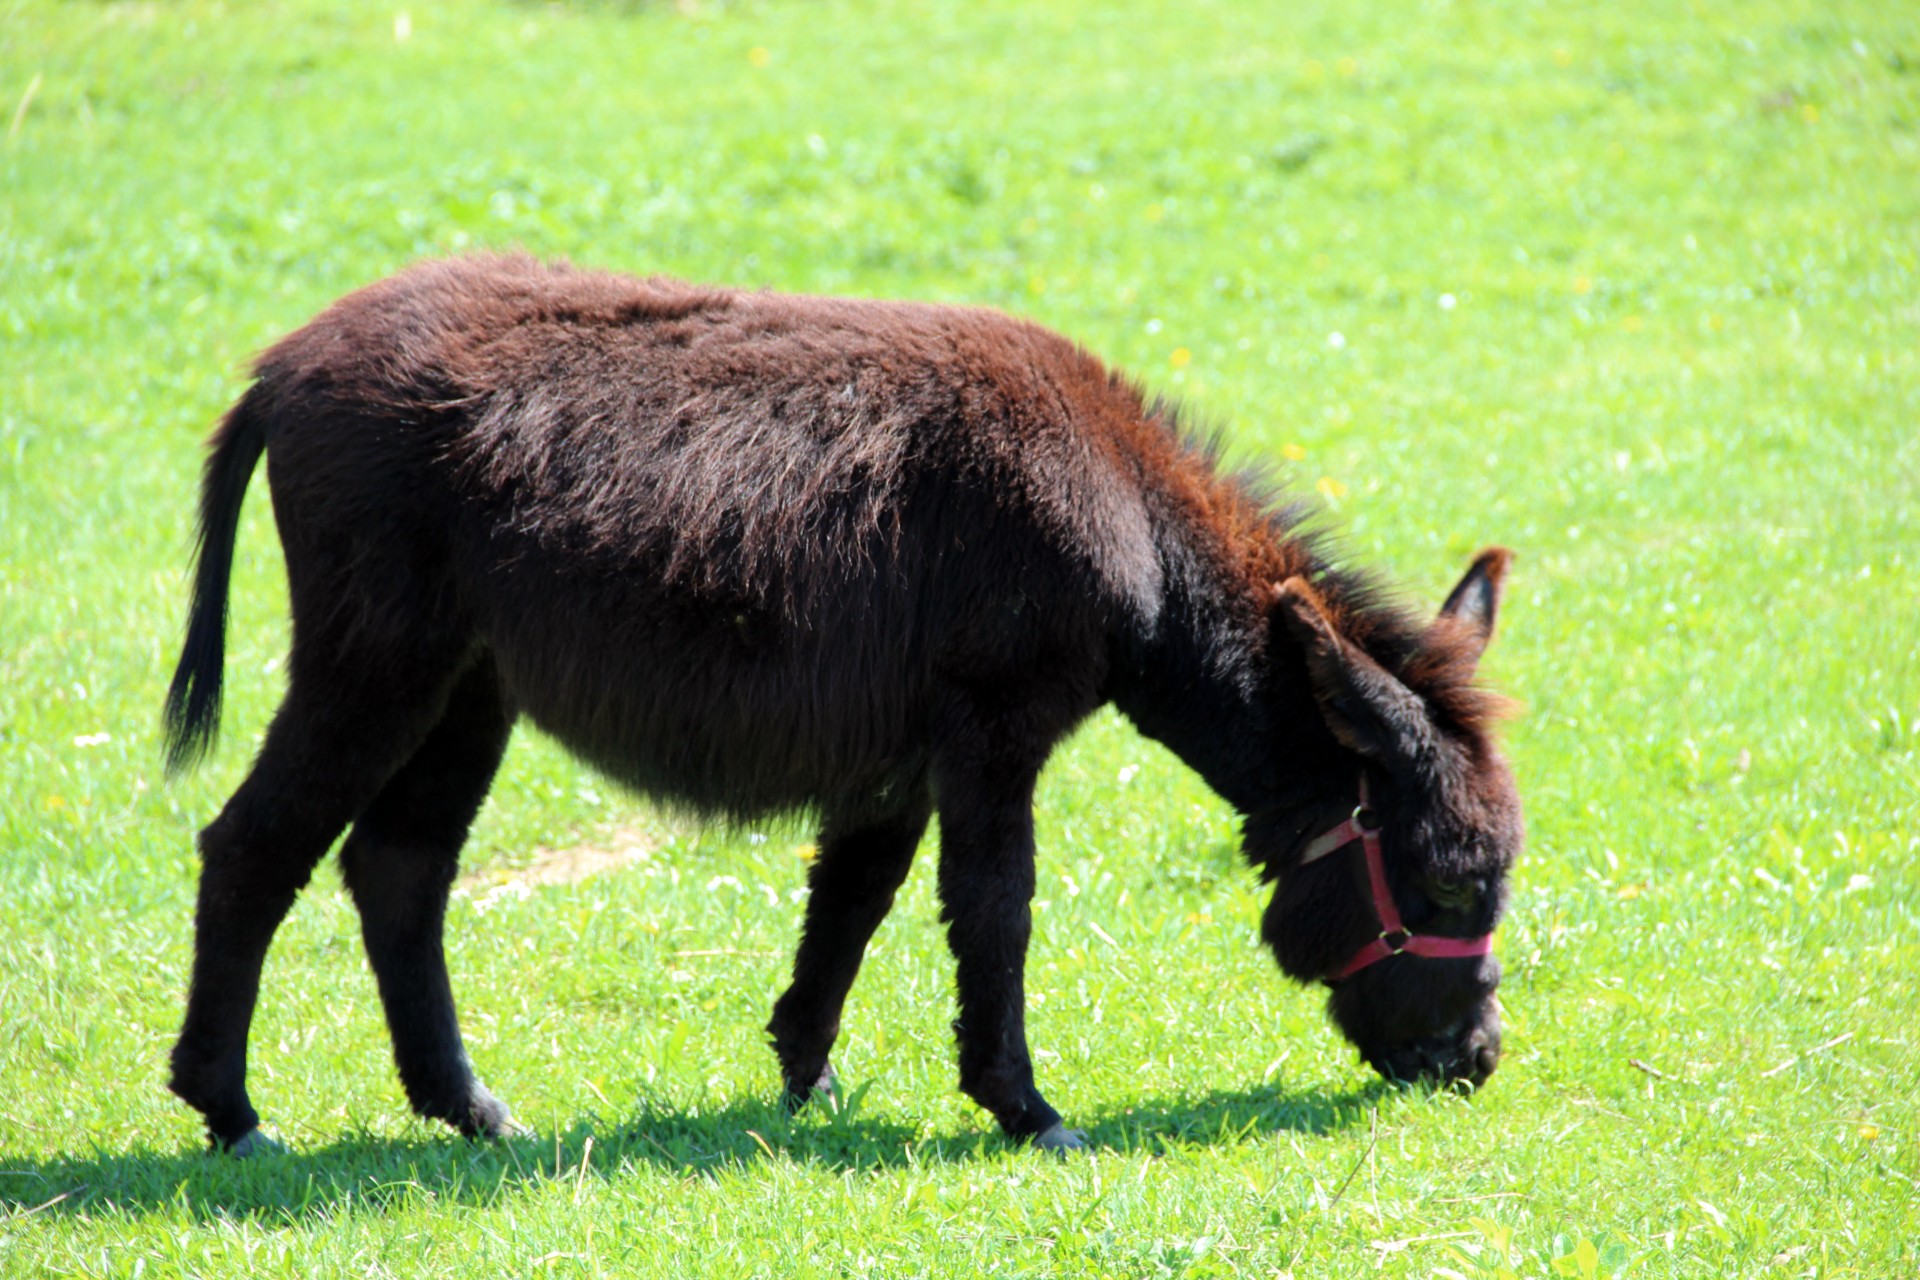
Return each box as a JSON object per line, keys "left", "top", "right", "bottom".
{"left": 1372, "top": 998, "right": 1502, "bottom": 1091}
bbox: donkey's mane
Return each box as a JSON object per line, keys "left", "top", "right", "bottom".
{"left": 1141, "top": 394, "right": 1510, "bottom": 746}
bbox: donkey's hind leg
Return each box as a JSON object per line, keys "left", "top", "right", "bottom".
{"left": 768, "top": 789, "right": 933, "bottom": 1110}
{"left": 338, "top": 656, "right": 517, "bottom": 1138}
{"left": 169, "top": 667, "right": 456, "bottom": 1152}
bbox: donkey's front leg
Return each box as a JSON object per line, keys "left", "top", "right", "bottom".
{"left": 768, "top": 791, "right": 933, "bottom": 1110}
{"left": 932, "top": 752, "right": 1080, "bottom": 1150}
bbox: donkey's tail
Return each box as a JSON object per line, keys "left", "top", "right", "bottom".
{"left": 163, "top": 384, "right": 270, "bottom": 776}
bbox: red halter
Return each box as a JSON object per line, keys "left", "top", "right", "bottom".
{"left": 1298, "top": 774, "right": 1494, "bottom": 981}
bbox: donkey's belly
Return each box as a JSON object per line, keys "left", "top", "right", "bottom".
{"left": 488, "top": 610, "right": 933, "bottom": 820}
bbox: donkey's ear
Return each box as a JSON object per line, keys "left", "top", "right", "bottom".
{"left": 1433, "top": 547, "right": 1512, "bottom": 671}
{"left": 1273, "top": 578, "right": 1437, "bottom": 769}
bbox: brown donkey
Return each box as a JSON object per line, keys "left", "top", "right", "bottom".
{"left": 164, "top": 255, "right": 1522, "bottom": 1154}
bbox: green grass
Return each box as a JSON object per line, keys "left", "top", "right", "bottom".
{"left": 2, "top": 0, "right": 1917, "bottom": 1274}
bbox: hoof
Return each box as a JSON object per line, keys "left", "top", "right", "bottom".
{"left": 463, "top": 1089, "right": 523, "bottom": 1140}
{"left": 219, "top": 1127, "right": 285, "bottom": 1158}
{"left": 781, "top": 1062, "right": 837, "bottom": 1114}
{"left": 488, "top": 1113, "right": 534, "bottom": 1140}
{"left": 1031, "top": 1123, "right": 1087, "bottom": 1153}
{"left": 466, "top": 1112, "right": 531, "bottom": 1141}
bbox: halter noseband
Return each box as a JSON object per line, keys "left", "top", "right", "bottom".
{"left": 1297, "top": 774, "right": 1494, "bottom": 982}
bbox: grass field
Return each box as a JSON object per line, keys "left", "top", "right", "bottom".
{"left": 3, "top": 0, "right": 1917, "bottom": 1275}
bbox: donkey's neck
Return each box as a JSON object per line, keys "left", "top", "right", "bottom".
{"left": 1106, "top": 504, "right": 1340, "bottom": 818}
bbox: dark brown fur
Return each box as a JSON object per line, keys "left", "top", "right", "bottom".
{"left": 164, "top": 255, "right": 1521, "bottom": 1152}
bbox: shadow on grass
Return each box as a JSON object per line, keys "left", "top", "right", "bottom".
{"left": 0, "top": 1079, "right": 1392, "bottom": 1224}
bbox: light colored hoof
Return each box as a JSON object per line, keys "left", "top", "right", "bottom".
{"left": 1032, "top": 1123, "right": 1087, "bottom": 1152}
{"left": 225, "top": 1128, "right": 285, "bottom": 1158}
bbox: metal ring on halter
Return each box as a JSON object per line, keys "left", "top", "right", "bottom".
{"left": 1310, "top": 773, "right": 1495, "bottom": 982}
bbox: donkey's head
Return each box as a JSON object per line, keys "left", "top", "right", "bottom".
{"left": 1257, "top": 550, "right": 1522, "bottom": 1090}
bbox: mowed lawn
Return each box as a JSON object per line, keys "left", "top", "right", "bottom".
{"left": 2, "top": 0, "right": 1916, "bottom": 1275}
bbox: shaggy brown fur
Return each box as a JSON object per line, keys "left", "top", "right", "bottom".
{"left": 164, "top": 255, "right": 1521, "bottom": 1152}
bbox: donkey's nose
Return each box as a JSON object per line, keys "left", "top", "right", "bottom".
{"left": 1425, "top": 1018, "right": 1500, "bottom": 1091}
{"left": 1458, "top": 1021, "right": 1501, "bottom": 1089}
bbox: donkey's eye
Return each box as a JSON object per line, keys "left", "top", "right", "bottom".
{"left": 1428, "top": 877, "right": 1478, "bottom": 910}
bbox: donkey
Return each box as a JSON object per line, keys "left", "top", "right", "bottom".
{"left": 163, "top": 255, "right": 1522, "bottom": 1155}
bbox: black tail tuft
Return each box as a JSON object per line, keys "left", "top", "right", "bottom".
{"left": 163, "top": 387, "right": 269, "bottom": 776}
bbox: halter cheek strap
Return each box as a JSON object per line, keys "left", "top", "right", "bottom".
{"left": 1297, "top": 775, "right": 1494, "bottom": 982}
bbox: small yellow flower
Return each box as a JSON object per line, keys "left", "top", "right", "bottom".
{"left": 1859, "top": 1124, "right": 1880, "bottom": 1141}
{"left": 794, "top": 843, "right": 818, "bottom": 862}
{"left": 1282, "top": 443, "right": 1307, "bottom": 461}
{"left": 747, "top": 46, "right": 771, "bottom": 68}
{"left": 1316, "top": 476, "right": 1348, "bottom": 500}
{"left": 1170, "top": 347, "right": 1191, "bottom": 368}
